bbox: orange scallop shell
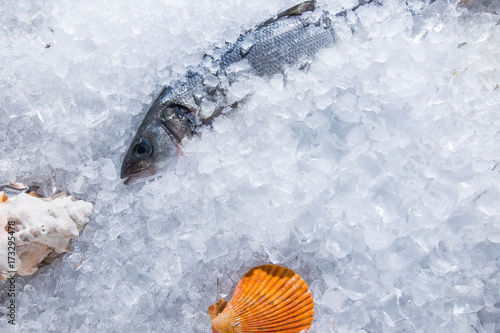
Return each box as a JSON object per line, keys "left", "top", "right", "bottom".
{"left": 209, "top": 264, "right": 314, "bottom": 333}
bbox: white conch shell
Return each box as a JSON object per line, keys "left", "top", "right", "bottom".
{"left": 0, "top": 191, "right": 93, "bottom": 280}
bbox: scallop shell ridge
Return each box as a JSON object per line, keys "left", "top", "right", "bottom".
{"left": 210, "top": 264, "right": 314, "bottom": 333}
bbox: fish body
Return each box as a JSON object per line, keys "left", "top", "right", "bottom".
{"left": 218, "top": 2, "right": 335, "bottom": 76}
{"left": 120, "top": 1, "right": 370, "bottom": 184}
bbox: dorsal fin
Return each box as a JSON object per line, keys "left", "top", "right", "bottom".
{"left": 277, "top": 0, "right": 316, "bottom": 18}
{"left": 258, "top": 1, "right": 316, "bottom": 28}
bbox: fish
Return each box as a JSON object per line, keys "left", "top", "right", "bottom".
{"left": 121, "top": 0, "right": 375, "bottom": 184}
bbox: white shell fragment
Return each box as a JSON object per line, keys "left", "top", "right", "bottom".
{"left": 0, "top": 191, "right": 93, "bottom": 280}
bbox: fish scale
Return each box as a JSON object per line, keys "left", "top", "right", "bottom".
{"left": 219, "top": 13, "right": 335, "bottom": 76}
{"left": 120, "top": 0, "right": 374, "bottom": 184}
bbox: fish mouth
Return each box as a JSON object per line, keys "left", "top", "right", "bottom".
{"left": 121, "top": 165, "right": 156, "bottom": 185}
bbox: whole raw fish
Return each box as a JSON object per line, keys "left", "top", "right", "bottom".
{"left": 121, "top": 0, "right": 374, "bottom": 184}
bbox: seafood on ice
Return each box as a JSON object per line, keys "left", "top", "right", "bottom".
{"left": 121, "top": 1, "right": 378, "bottom": 184}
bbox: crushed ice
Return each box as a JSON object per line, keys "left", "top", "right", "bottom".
{"left": 0, "top": 0, "right": 499, "bottom": 332}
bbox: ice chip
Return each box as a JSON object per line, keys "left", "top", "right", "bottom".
{"left": 325, "top": 223, "right": 353, "bottom": 258}
{"left": 412, "top": 270, "right": 442, "bottom": 307}
{"left": 475, "top": 188, "right": 500, "bottom": 216}
{"left": 478, "top": 304, "right": 500, "bottom": 332}
{"left": 364, "top": 222, "right": 399, "bottom": 251}
{"left": 320, "top": 289, "right": 346, "bottom": 312}
{"left": 379, "top": 291, "right": 404, "bottom": 326}
{"left": 452, "top": 284, "right": 485, "bottom": 315}
{"left": 155, "top": 251, "right": 182, "bottom": 287}
{"left": 204, "top": 236, "right": 229, "bottom": 262}
{"left": 101, "top": 158, "right": 118, "bottom": 180}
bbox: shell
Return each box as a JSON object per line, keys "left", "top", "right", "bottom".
{"left": 0, "top": 191, "right": 7, "bottom": 203}
{"left": 209, "top": 264, "right": 314, "bottom": 333}
{"left": 0, "top": 191, "right": 93, "bottom": 280}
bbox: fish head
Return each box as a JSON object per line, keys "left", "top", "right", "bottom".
{"left": 120, "top": 118, "right": 180, "bottom": 185}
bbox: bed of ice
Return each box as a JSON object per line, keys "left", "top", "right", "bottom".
{"left": 1, "top": 0, "right": 499, "bottom": 332}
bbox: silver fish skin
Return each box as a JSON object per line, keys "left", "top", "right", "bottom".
{"left": 120, "top": 1, "right": 373, "bottom": 184}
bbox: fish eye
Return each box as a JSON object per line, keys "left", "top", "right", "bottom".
{"left": 134, "top": 139, "right": 152, "bottom": 158}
